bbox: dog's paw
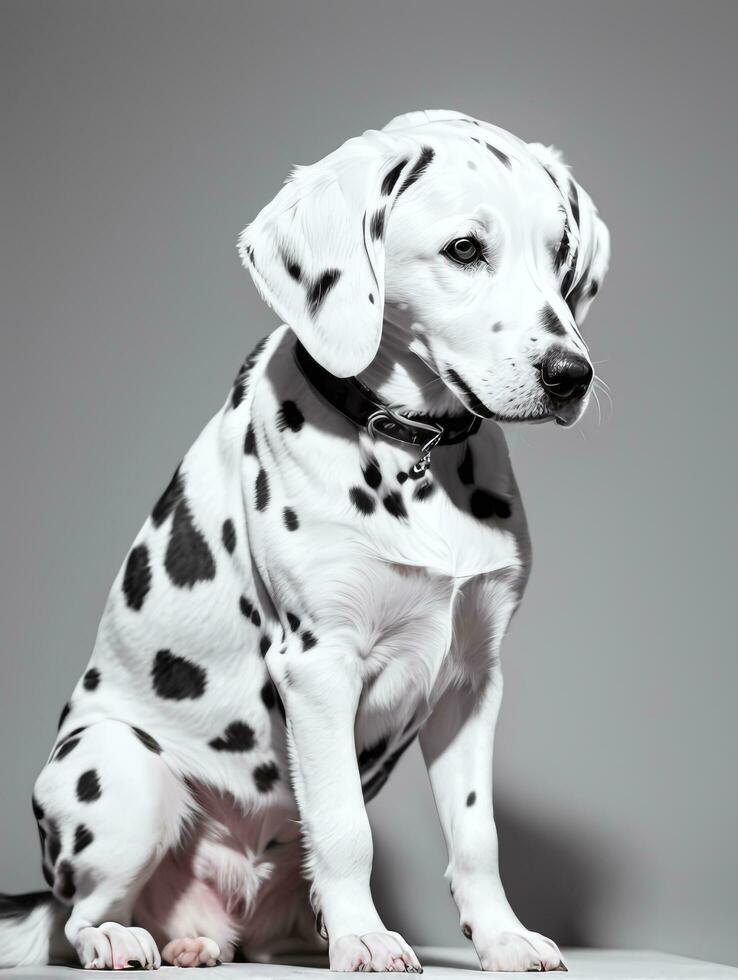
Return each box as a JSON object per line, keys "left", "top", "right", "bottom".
{"left": 473, "top": 928, "right": 566, "bottom": 972}
{"left": 76, "top": 922, "right": 161, "bottom": 970}
{"left": 330, "top": 931, "right": 422, "bottom": 972}
{"left": 161, "top": 936, "right": 221, "bottom": 968}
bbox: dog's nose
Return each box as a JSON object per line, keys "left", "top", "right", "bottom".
{"left": 539, "top": 349, "right": 593, "bottom": 402}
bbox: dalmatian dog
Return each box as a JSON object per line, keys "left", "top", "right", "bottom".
{"left": 0, "top": 109, "right": 609, "bottom": 973}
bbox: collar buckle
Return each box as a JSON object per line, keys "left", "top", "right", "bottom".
{"left": 368, "top": 408, "right": 444, "bottom": 473}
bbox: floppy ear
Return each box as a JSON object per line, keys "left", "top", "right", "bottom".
{"left": 238, "top": 130, "right": 418, "bottom": 377}
{"left": 565, "top": 182, "right": 610, "bottom": 324}
{"left": 527, "top": 142, "right": 610, "bottom": 325}
{"left": 383, "top": 108, "right": 471, "bottom": 130}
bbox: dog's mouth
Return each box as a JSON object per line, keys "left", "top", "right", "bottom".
{"left": 442, "top": 369, "right": 496, "bottom": 419}
{"left": 442, "top": 367, "right": 565, "bottom": 425}
{"left": 442, "top": 367, "right": 590, "bottom": 427}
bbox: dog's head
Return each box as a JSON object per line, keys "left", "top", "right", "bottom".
{"left": 239, "top": 109, "right": 610, "bottom": 426}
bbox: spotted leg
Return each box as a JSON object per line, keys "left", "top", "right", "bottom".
{"left": 266, "top": 641, "right": 421, "bottom": 973}
{"left": 419, "top": 578, "right": 567, "bottom": 973}
{"left": 33, "top": 720, "right": 189, "bottom": 970}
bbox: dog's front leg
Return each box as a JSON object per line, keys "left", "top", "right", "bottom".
{"left": 267, "top": 643, "right": 421, "bottom": 973}
{"left": 420, "top": 674, "right": 567, "bottom": 972}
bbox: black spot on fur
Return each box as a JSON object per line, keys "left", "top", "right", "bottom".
{"left": 382, "top": 492, "right": 408, "bottom": 520}
{"left": 123, "top": 544, "right": 152, "bottom": 611}
{"left": 221, "top": 519, "right": 236, "bottom": 554}
{"left": 539, "top": 304, "right": 566, "bottom": 336}
{"left": 42, "top": 865, "right": 54, "bottom": 887}
{"left": 54, "top": 738, "right": 80, "bottom": 762}
{"left": 259, "top": 635, "right": 271, "bottom": 657}
{"left": 457, "top": 445, "right": 475, "bottom": 485}
{"left": 281, "top": 251, "right": 302, "bottom": 282}
{"left": 32, "top": 798, "right": 44, "bottom": 822}
{"left": 361, "top": 770, "right": 387, "bottom": 802}
{"left": 151, "top": 649, "right": 207, "bottom": 701}
{"left": 363, "top": 459, "right": 382, "bottom": 490}
{"left": 58, "top": 703, "right": 71, "bottom": 730}
{"left": 261, "top": 681, "right": 276, "bottom": 710}
{"left": 463, "top": 923, "right": 473, "bottom": 940}
{"left": 414, "top": 480, "right": 436, "bottom": 501}
{"left": 255, "top": 469, "right": 270, "bottom": 511}
{"left": 361, "top": 734, "right": 416, "bottom": 803}
{"left": 283, "top": 507, "right": 299, "bottom": 532}
{"left": 368, "top": 293, "right": 374, "bottom": 304}
{"left": 0, "top": 891, "right": 55, "bottom": 922}
{"left": 243, "top": 423, "right": 257, "bottom": 455}
{"left": 165, "top": 502, "right": 216, "bottom": 588}
{"left": 253, "top": 762, "right": 280, "bottom": 793}
{"left": 240, "top": 596, "right": 263, "bottom": 629}
{"left": 397, "top": 472, "right": 408, "bottom": 484}
{"left": 73, "top": 825, "right": 93, "bottom": 855}
{"left": 76, "top": 769, "right": 101, "bottom": 803}
{"left": 370, "top": 208, "right": 385, "bottom": 241}
{"left": 466, "top": 791, "right": 476, "bottom": 807}
{"left": 277, "top": 400, "right": 305, "bottom": 433}
{"left": 209, "top": 721, "right": 255, "bottom": 752}
{"left": 397, "top": 147, "right": 435, "bottom": 197}
{"left": 484, "top": 142, "right": 511, "bottom": 169}
{"left": 132, "top": 727, "right": 162, "bottom": 754}
{"left": 56, "top": 860, "right": 75, "bottom": 900}
{"left": 231, "top": 336, "right": 269, "bottom": 409}
{"left": 57, "top": 726, "right": 85, "bottom": 747}
{"left": 470, "top": 489, "right": 511, "bottom": 520}
{"left": 83, "top": 669, "right": 100, "bottom": 691}
{"left": 349, "top": 486, "right": 376, "bottom": 515}
{"left": 381, "top": 159, "right": 408, "bottom": 196}
{"left": 445, "top": 369, "right": 494, "bottom": 418}
{"left": 286, "top": 612, "right": 300, "bottom": 632}
{"left": 48, "top": 833, "right": 60, "bottom": 866}
{"left": 358, "top": 736, "right": 388, "bottom": 772}
{"left": 151, "top": 468, "right": 184, "bottom": 528}
{"left": 301, "top": 630, "right": 317, "bottom": 651}
{"left": 307, "top": 269, "right": 341, "bottom": 318}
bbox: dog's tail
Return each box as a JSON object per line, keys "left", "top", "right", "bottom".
{"left": 0, "top": 891, "right": 70, "bottom": 967}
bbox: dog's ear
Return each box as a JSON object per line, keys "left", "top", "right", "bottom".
{"left": 239, "top": 130, "right": 419, "bottom": 378}
{"left": 383, "top": 109, "right": 471, "bottom": 130}
{"left": 528, "top": 142, "right": 610, "bottom": 325}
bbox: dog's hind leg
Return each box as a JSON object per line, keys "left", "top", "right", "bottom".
{"left": 32, "top": 719, "right": 190, "bottom": 970}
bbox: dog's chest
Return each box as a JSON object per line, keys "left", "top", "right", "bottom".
{"left": 247, "top": 337, "right": 529, "bottom": 585}
{"left": 244, "top": 337, "right": 529, "bottom": 729}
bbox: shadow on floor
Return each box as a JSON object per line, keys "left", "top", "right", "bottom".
{"left": 495, "top": 800, "right": 606, "bottom": 947}
{"left": 371, "top": 796, "right": 616, "bottom": 950}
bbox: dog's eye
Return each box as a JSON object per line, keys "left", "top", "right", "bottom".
{"left": 443, "top": 237, "right": 483, "bottom": 266}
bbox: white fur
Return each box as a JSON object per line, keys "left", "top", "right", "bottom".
{"left": 2, "top": 110, "right": 608, "bottom": 973}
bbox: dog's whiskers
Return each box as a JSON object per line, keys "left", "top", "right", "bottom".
{"left": 593, "top": 374, "right": 613, "bottom": 420}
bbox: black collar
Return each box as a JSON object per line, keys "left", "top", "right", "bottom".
{"left": 294, "top": 341, "right": 482, "bottom": 471}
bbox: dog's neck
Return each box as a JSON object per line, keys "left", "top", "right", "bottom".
{"left": 356, "top": 312, "right": 464, "bottom": 418}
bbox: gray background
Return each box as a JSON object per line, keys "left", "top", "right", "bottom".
{"left": 2, "top": 0, "right": 737, "bottom": 968}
